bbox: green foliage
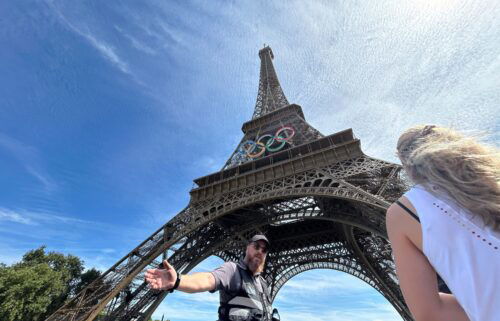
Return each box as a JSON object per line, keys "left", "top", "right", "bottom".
{"left": 0, "top": 246, "right": 102, "bottom": 321}
{"left": 18, "top": 246, "right": 84, "bottom": 296}
{"left": 0, "top": 263, "right": 65, "bottom": 321}
{"left": 74, "top": 267, "right": 102, "bottom": 295}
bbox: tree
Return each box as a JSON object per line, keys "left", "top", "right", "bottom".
{"left": 0, "top": 262, "right": 66, "bottom": 320}
{"left": 74, "top": 267, "right": 102, "bottom": 295}
{"left": 17, "top": 246, "right": 84, "bottom": 296}
{"left": 0, "top": 246, "right": 101, "bottom": 321}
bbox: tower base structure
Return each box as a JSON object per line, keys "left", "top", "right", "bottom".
{"left": 47, "top": 47, "right": 412, "bottom": 321}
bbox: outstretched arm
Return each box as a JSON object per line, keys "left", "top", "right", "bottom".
{"left": 176, "top": 272, "right": 216, "bottom": 293}
{"left": 386, "top": 202, "right": 470, "bottom": 321}
{"left": 145, "top": 260, "right": 216, "bottom": 293}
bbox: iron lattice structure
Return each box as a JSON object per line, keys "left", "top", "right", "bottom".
{"left": 47, "top": 46, "right": 413, "bottom": 321}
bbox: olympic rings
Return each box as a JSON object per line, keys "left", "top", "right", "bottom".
{"left": 238, "top": 126, "right": 295, "bottom": 158}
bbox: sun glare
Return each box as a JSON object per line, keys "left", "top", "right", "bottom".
{"left": 412, "top": 0, "right": 457, "bottom": 13}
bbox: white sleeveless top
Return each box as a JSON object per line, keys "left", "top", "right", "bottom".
{"left": 404, "top": 185, "right": 500, "bottom": 321}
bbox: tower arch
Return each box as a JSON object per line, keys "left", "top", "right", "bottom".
{"left": 47, "top": 46, "right": 412, "bottom": 321}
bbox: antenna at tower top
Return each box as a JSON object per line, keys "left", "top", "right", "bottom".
{"left": 258, "top": 45, "right": 274, "bottom": 60}
{"left": 253, "top": 46, "right": 286, "bottom": 118}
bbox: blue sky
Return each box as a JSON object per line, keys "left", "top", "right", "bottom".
{"left": 1, "top": 1, "right": 499, "bottom": 320}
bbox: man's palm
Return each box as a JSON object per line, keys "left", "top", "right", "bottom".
{"left": 145, "top": 260, "right": 177, "bottom": 290}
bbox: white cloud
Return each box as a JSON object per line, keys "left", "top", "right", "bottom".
{"left": 0, "top": 132, "right": 58, "bottom": 194}
{"left": 0, "top": 207, "right": 99, "bottom": 227}
{"left": 273, "top": 270, "right": 402, "bottom": 320}
{"left": 114, "top": 25, "right": 158, "bottom": 56}
{"left": 191, "top": 155, "right": 225, "bottom": 173}
{"left": 282, "top": 271, "right": 372, "bottom": 293}
{"left": 100, "top": 248, "right": 116, "bottom": 254}
{"left": 3, "top": 1, "right": 497, "bottom": 320}
{"left": 0, "top": 206, "right": 137, "bottom": 244}
{"left": 0, "top": 208, "right": 35, "bottom": 225}
{"left": 47, "top": 2, "right": 130, "bottom": 75}
{"left": 84, "top": 33, "right": 130, "bottom": 74}
{"left": 278, "top": 306, "right": 402, "bottom": 321}
{"left": 152, "top": 291, "right": 220, "bottom": 320}
{"left": 0, "top": 248, "right": 25, "bottom": 265}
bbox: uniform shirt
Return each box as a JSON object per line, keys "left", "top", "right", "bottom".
{"left": 210, "top": 258, "right": 265, "bottom": 303}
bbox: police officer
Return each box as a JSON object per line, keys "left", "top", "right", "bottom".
{"left": 145, "top": 234, "right": 278, "bottom": 321}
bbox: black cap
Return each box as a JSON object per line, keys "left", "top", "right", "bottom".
{"left": 249, "top": 234, "right": 270, "bottom": 246}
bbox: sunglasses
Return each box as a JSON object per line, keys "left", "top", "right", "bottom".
{"left": 252, "top": 242, "right": 268, "bottom": 253}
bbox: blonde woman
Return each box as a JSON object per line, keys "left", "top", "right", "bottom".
{"left": 386, "top": 125, "right": 500, "bottom": 321}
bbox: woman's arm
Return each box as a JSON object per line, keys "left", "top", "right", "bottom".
{"left": 386, "top": 203, "right": 469, "bottom": 321}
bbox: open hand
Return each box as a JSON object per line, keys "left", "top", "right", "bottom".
{"left": 145, "top": 260, "right": 177, "bottom": 290}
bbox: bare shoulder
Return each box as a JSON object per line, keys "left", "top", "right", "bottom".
{"left": 386, "top": 197, "right": 422, "bottom": 251}
{"left": 386, "top": 201, "right": 409, "bottom": 234}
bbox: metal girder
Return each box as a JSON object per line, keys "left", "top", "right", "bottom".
{"left": 252, "top": 46, "right": 290, "bottom": 119}
{"left": 46, "top": 46, "right": 412, "bottom": 321}
{"left": 47, "top": 155, "right": 408, "bottom": 321}
{"left": 47, "top": 159, "right": 409, "bottom": 321}
{"left": 343, "top": 225, "right": 412, "bottom": 320}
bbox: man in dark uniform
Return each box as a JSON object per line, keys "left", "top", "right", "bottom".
{"left": 145, "top": 234, "right": 278, "bottom": 321}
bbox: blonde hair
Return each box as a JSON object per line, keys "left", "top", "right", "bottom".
{"left": 397, "top": 125, "right": 500, "bottom": 231}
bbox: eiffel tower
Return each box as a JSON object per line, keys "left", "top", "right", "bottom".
{"left": 48, "top": 46, "right": 412, "bottom": 321}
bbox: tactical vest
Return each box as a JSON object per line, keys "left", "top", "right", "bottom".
{"left": 218, "top": 265, "right": 273, "bottom": 321}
